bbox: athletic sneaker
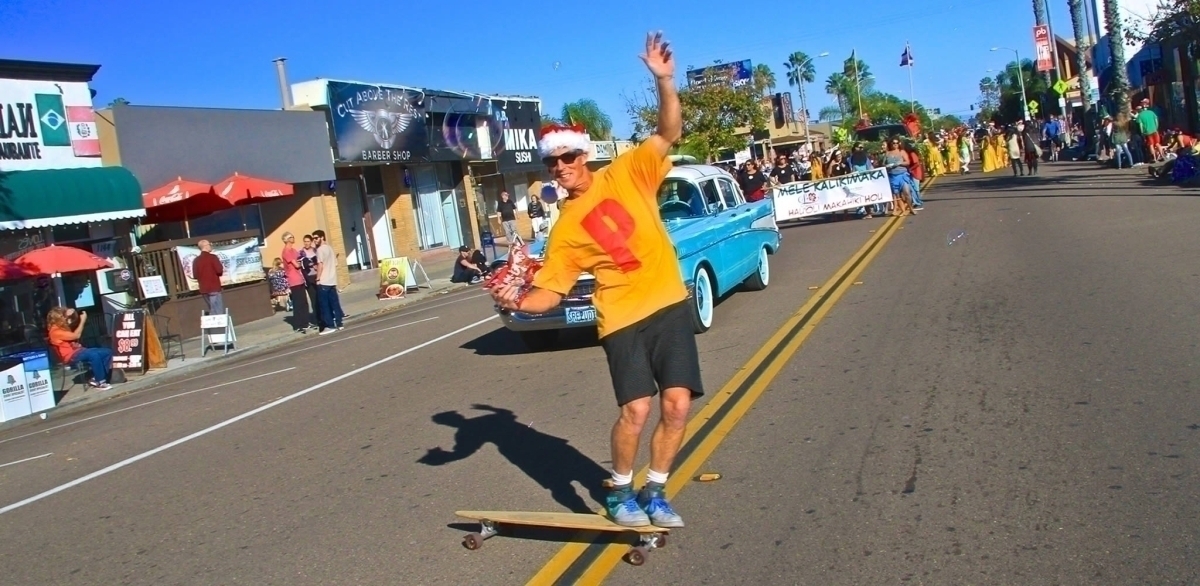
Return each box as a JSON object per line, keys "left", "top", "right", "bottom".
{"left": 638, "top": 483, "right": 685, "bottom": 528}
{"left": 88, "top": 380, "right": 112, "bottom": 391}
{"left": 606, "top": 484, "right": 650, "bottom": 527}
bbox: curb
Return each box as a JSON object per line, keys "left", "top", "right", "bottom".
{"left": 0, "top": 282, "right": 471, "bottom": 433}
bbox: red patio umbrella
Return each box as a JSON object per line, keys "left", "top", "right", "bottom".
{"left": 215, "top": 172, "right": 294, "bottom": 206}
{"left": 142, "top": 177, "right": 233, "bottom": 227}
{"left": 15, "top": 244, "right": 113, "bottom": 277}
{"left": 0, "top": 258, "right": 35, "bottom": 281}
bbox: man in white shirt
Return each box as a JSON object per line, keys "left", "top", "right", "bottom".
{"left": 312, "top": 229, "right": 344, "bottom": 335}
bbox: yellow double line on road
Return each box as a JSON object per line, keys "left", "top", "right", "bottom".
{"left": 528, "top": 214, "right": 906, "bottom": 585}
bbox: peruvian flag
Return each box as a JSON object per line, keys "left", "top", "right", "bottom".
{"left": 66, "top": 106, "right": 101, "bottom": 157}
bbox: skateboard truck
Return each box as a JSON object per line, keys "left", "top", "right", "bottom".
{"left": 462, "top": 519, "right": 499, "bottom": 551}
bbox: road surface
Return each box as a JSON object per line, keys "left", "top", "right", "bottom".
{"left": 0, "top": 164, "right": 1196, "bottom": 585}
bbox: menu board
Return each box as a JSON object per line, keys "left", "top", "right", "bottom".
{"left": 0, "top": 357, "right": 31, "bottom": 422}
{"left": 111, "top": 310, "right": 146, "bottom": 374}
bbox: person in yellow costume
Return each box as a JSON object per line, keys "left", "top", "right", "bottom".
{"left": 809, "top": 151, "right": 825, "bottom": 180}
{"left": 923, "top": 133, "right": 946, "bottom": 176}
{"left": 981, "top": 131, "right": 997, "bottom": 172}
{"left": 945, "top": 132, "right": 962, "bottom": 174}
{"left": 993, "top": 132, "right": 1009, "bottom": 167}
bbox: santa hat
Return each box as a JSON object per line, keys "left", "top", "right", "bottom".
{"left": 538, "top": 123, "right": 591, "bottom": 157}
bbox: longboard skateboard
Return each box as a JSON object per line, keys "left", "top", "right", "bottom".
{"left": 455, "top": 510, "right": 669, "bottom": 566}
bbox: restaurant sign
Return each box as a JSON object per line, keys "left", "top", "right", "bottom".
{"left": 0, "top": 79, "right": 101, "bottom": 171}
{"left": 491, "top": 99, "right": 542, "bottom": 172}
{"left": 327, "top": 81, "right": 429, "bottom": 163}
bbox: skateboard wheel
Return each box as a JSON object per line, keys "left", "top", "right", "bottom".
{"left": 463, "top": 533, "right": 484, "bottom": 550}
{"left": 626, "top": 546, "right": 648, "bottom": 566}
{"left": 657, "top": 534, "right": 667, "bottom": 548}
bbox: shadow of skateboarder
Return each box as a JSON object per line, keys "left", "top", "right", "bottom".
{"left": 418, "top": 404, "right": 609, "bottom": 513}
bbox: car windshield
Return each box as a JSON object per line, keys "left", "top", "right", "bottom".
{"left": 656, "top": 178, "right": 707, "bottom": 221}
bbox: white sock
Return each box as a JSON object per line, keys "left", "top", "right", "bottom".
{"left": 611, "top": 470, "right": 633, "bottom": 487}
{"left": 646, "top": 469, "right": 669, "bottom": 485}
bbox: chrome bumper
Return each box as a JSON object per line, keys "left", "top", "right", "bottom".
{"left": 495, "top": 282, "right": 695, "bottom": 332}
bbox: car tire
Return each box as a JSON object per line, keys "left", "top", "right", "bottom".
{"left": 691, "top": 266, "right": 714, "bottom": 334}
{"left": 743, "top": 246, "right": 770, "bottom": 291}
{"left": 519, "top": 330, "right": 558, "bottom": 351}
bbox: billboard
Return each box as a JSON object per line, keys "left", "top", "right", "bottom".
{"left": 0, "top": 79, "right": 102, "bottom": 171}
{"left": 686, "top": 60, "right": 753, "bottom": 89}
{"left": 327, "top": 81, "right": 429, "bottom": 163}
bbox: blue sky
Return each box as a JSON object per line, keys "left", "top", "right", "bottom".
{"left": 1, "top": 0, "right": 1070, "bottom": 137}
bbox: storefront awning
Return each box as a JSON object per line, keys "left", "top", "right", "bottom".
{"left": 0, "top": 166, "right": 145, "bottom": 230}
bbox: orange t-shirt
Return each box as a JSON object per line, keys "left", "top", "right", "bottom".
{"left": 532, "top": 141, "right": 688, "bottom": 338}
{"left": 48, "top": 326, "right": 82, "bottom": 363}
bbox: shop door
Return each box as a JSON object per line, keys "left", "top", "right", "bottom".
{"left": 440, "top": 190, "right": 464, "bottom": 249}
{"left": 368, "top": 195, "right": 395, "bottom": 260}
{"left": 335, "top": 179, "right": 369, "bottom": 269}
{"left": 411, "top": 166, "right": 446, "bottom": 249}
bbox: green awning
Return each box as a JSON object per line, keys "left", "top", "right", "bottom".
{"left": 0, "top": 166, "right": 145, "bottom": 230}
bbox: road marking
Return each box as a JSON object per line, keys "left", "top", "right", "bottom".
{"left": 151, "top": 317, "right": 442, "bottom": 387}
{"left": 529, "top": 215, "right": 903, "bottom": 585}
{"left": 0, "top": 368, "right": 298, "bottom": 446}
{"left": 0, "top": 453, "right": 52, "bottom": 469}
{"left": 0, "top": 315, "right": 497, "bottom": 516}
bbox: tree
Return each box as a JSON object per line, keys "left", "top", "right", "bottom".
{"left": 994, "top": 59, "right": 1054, "bottom": 121}
{"left": 108, "top": 97, "right": 130, "bottom": 107}
{"left": 753, "top": 64, "right": 776, "bottom": 97}
{"left": 818, "top": 105, "right": 843, "bottom": 122}
{"left": 825, "top": 72, "right": 851, "bottom": 120}
{"left": 784, "top": 51, "right": 817, "bottom": 133}
{"left": 1102, "top": 0, "right": 1133, "bottom": 120}
{"left": 559, "top": 99, "right": 613, "bottom": 140}
{"left": 625, "top": 70, "right": 770, "bottom": 162}
{"left": 1126, "top": 0, "right": 1200, "bottom": 44}
{"left": 841, "top": 53, "right": 874, "bottom": 118}
{"left": 1068, "top": 0, "right": 1095, "bottom": 141}
{"left": 977, "top": 76, "right": 1001, "bottom": 120}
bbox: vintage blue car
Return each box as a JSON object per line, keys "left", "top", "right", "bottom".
{"left": 493, "top": 163, "right": 781, "bottom": 350}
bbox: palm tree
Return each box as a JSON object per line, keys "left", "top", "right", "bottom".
{"left": 825, "top": 72, "right": 850, "bottom": 120}
{"left": 1067, "top": 0, "right": 1095, "bottom": 144}
{"left": 841, "top": 53, "right": 874, "bottom": 118}
{"left": 559, "top": 99, "right": 613, "bottom": 140}
{"left": 753, "top": 64, "right": 776, "bottom": 97}
{"left": 784, "top": 51, "right": 817, "bottom": 132}
{"left": 817, "top": 105, "right": 844, "bottom": 122}
{"left": 1102, "top": 0, "right": 1132, "bottom": 120}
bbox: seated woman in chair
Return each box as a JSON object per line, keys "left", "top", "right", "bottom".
{"left": 47, "top": 307, "right": 114, "bottom": 391}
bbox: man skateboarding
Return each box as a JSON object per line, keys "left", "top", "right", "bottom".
{"left": 490, "top": 31, "right": 699, "bottom": 529}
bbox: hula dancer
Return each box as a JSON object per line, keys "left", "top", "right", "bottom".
{"left": 490, "top": 31, "right": 699, "bottom": 528}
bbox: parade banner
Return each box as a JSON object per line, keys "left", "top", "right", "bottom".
{"left": 771, "top": 169, "right": 893, "bottom": 221}
{"left": 378, "top": 257, "right": 413, "bottom": 299}
{"left": 176, "top": 240, "right": 264, "bottom": 292}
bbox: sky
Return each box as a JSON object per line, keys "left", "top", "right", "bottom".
{"left": 1, "top": 0, "right": 1078, "bottom": 138}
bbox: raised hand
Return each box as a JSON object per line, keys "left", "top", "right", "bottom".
{"left": 639, "top": 31, "right": 674, "bottom": 80}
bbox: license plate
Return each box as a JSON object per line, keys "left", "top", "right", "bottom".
{"left": 564, "top": 306, "right": 597, "bottom": 325}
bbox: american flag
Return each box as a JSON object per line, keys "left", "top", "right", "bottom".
{"left": 900, "top": 44, "right": 914, "bottom": 67}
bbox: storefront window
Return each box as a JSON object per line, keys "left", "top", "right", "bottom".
{"left": 187, "top": 205, "right": 264, "bottom": 241}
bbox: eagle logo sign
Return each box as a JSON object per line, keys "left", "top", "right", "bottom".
{"left": 349, "top": 107, "right": 416, "bottom": 149}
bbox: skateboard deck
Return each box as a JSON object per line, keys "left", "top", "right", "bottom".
{"left": 455, "top": 510, "right": 669, "bottom": 566}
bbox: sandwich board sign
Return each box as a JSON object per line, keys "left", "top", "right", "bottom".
{"left": 201, "top": 310, "right": 237, "bottom": 356}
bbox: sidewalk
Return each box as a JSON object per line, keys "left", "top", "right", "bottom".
{"left": 5, "top": 262, "right": 472, "bottom": 431}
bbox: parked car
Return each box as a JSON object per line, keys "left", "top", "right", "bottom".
{"left": 492, "top": 163, "right": 782, "bottom": 350}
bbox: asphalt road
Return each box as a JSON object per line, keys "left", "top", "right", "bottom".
{"left": 0, "top": 164, "right": 1197, "bottom": 585}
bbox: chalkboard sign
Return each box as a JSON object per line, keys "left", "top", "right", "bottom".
{"left": 111, "top": 310, "right": 146, "bottom": 374}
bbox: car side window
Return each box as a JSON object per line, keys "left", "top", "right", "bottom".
{"left": 656, "top": 178, "right": 707, "bottom": 220}
{"left": 700, "top": 180, "right": 723, "bottom": 214}
{"left": 717, "top": 178, "right": 742, "bottom": 209}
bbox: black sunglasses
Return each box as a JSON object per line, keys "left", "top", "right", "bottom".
{"left": 542, "top": 150, "right": 584, "bottom": 167}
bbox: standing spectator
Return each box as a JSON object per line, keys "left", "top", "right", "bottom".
{"left": 528, "top": 193, "right": 547, "bottom": 241}
{"left": 1135, "top": 99, "right": 1163, "bottom": 162}
{"left": 301, "top": 234, "right": 321, "bottom": 330}
{"left": 497, "top": 191, "right": 518, "bottom": 244}
{"left": 47, "top": 307, "right": 114, "bottom": 390}
{"left": 312, "top": 229, "right": 344, "bottom": 335}
{"left": 280, "top": 232, "right": 310, "bottom": 334}
{"left": 1112, "top": 116, "right": 1134, "bottom": 169}
{"left": 193, "top": 239, "right": 225, "bottom": 316}
{"left": 1021, "top": 121, "right": 1042, "bottom": 175}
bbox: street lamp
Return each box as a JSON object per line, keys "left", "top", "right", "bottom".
{"left": 991, "top": 47, "right": 1030, "bottom": 120}
{"left": 788, "top": 51, "right": 830, "bottom": 151}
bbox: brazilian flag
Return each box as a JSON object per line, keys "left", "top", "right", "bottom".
{"left": 34, "top": 94, "right": 70, "bottom": 147}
